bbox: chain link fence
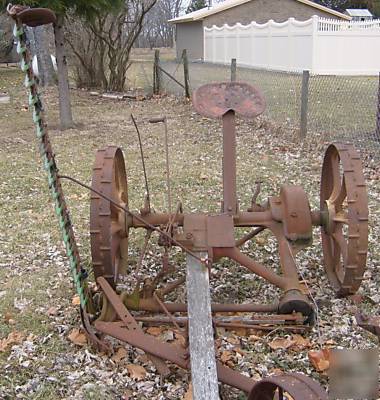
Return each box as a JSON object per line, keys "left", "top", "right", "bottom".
{"left": 130, "top": 56, "right": 380, "bottom": 160}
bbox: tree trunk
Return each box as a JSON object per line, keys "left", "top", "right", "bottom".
{"left": 34, "top": 25, "right": 56, "bottom": 86}
{"left": 54, "top": 14, "right": 74, "bottom": 130}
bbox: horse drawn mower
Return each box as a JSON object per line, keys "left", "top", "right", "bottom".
{"left": 7, "top": 4, "right": 369, "bottom": 399}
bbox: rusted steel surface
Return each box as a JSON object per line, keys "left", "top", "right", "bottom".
{"left": 320, "top": 143, "right": 368, "bottom": 296}
{"left": 248, "top": 373, "right": 328, "bottom": 400}
{"left": 90, "top": 147, "right": 129, "bottom": 287}
{"left": 84, "top": 86, "right": 367, "bottom": 399}
{"left": 356, "top": 313, "right": 380, "bottom": 339}
{"left": 8, "top": 6, "right": 56, "bottom": 26}
{"left": 192, "top": 82, "right": 266, "bottom": 119}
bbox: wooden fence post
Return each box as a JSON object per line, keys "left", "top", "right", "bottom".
{"left": 153, "top": 49, "right": 161, "bottom": 95}
{"left": 376, "top": 72, "right": 380, "bottom": 141}
{"left": 300, "top": 70, "right": 310, "bottom": 139}
{"left": 231, "top": 58, "right": 237, "bottom": 82}
{"left": 182, "top": 49, "right": 190, "bottom": 98}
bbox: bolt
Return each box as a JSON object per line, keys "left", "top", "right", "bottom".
{"left": 290, "top": 212, "right": 298, "bottom": 218}
{"left": 186, "top": 233, "right": 193, "bottom": 239}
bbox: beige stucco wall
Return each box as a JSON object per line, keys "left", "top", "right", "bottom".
{"left": 175, "top": 21, "right": 204, "bottom": 61}
{"left": 204, "top": 0, "right": 342, "bottom": 27}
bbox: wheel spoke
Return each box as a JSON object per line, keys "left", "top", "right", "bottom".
{"left": 333, "top": 210, "right": 349, "bottom": 224}
{"left": 332, "top": 229, "right": 348, "bottom": 264}
{"left": 329, "top": 153, "right": 343, "bottom": 202}
{"left": 330, "top": 176, "right": 346, "bottom": 206}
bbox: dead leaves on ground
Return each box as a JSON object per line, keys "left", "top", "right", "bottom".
{"left": 268, "top": 334, "right": 332, "bottom": 373}
{"left": 308, "top": 348, "right": 331, "bottom": 372}
{"left": 268, "top": 334, "right": 311, "bottom": 351}
{"left": 111, "top": 347, "right": 128, "bottom": 363}
{"left": 126, "top": 364, "right": 147, "bottom": 380}
{"left": 0, "top": 330, "right": 25, "bottom": 352}
{"left": 146, "top": 327, "right": 186, "bottom": 348}
{"left": 68, "top": 328, "right": 87, "bottom": 346}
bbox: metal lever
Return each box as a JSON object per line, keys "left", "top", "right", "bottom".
{"left": 149, "top": 116, "right": 172, "bottom": 215}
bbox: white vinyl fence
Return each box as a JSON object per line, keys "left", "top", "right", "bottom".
{"left": 204, "top": 16, "right": 380, "bottom": 75}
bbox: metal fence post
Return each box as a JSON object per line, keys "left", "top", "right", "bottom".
{"left": 231, "top": 58, "right": 237, "bottom": 82}
{"left": 300, "top": 70, "right": 310, "bottom": 139}
{"left": 182, "top": 49, "right": 190, "bottom": 98}
{"left": 153, "top": 49, "right": 161, "bottom": 95}
{"left": 376, "top": 72, "right": 380, "bottom": 141}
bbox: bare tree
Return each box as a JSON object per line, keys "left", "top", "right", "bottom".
{"left": 66, "top": 0, "right": 156, "bottom": 92}
{"left": 0, "top": 12, "right": 14, "bottom": 61}
{"left": 137, "top": 0, "right": 184, "bottom": 48}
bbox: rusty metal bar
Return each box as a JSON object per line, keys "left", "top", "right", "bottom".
{"left": 128, "top": 210, "right": 275, "bottom": 229}
{"left": 222, "top": 110, "right": 238, "bottom": 214}
{"left": 97, "top": 277, "right": 170, "bottom": 376}
{"left": 95, "top": 320, "right": 255, "bottom": 393}
{"left": 122, "top": 297, "right": 279, "bottom": 313}
{"left": 215, "top": 247, "right": 288, "bottom": 289}
{"left": 236, "top": 227, "right": 265, "bottom": 247}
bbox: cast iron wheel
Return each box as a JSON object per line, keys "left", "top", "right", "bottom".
{"left": 320, "top": 143, "right": 368, "bottom": 296}
{"left": 90, "top": 146, "right": 129, "bottom": 288}
{"left": 248, "top": 373, "right": 328, "bottom": 400}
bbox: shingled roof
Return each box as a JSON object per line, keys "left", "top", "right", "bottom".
{"left": 169, "top": 0, "right": 351, "bottom": 23}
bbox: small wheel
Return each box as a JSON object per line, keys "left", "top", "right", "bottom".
{"left": 90, "top": 146, "right": 129, "bottom": 288}
{"left": 320, "top": 143, "right": 368, "bottom": 296}
{"left": 248, "top": 373, "right": 327, "bottom": 400}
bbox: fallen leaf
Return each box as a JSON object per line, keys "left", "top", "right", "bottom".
{"left": 225, "top": 336, "right": 240, "bottom": 345}
{"left": 255, "top": 237, "right": 266, "bottom": 245}
{"left": 68, "top": 328, "right": 87, "bottom": 346}
{"left": 174, "top": 332, "right": 187, "bottom": 348}
{"left": 0, "top": 331, "right": 25, "bottom": 352}
{"left": 269, "top": 337, "right": 294, "bottom": 350}
{"left": 220, "top": 350, "right": 234, "bottom": 363}
{"left": 233, "top": 327, "right": 248, "bottom": 337}
{"left": 112, "top": 347, "right": 128, "bottom": 363}
{"left": 184, "top": 383, "right": 192, "bottom": 400}
{"left": 72, "top": 295, "right": 81, "bottom": 306}
{"left": 234, "top": 347, "right": 246, "bottom": 356}
{"left": 269, "top": 368, "right": 284, "bottom": 375}
{"left": 126, "top": 364, "right": 147, "bottom": 380}
{"left": 146, "top": 327, "right": 162, "bottom": 336}
{"left": 47, "top": 306, "right": 58, "bottom": 316}
{"left": 308, "top": 348, "right": 330, "bottom": 372}
{"left": 291, "top": 334, "right": 311, "bottom": 350}
{"left": 248, "top": 334, "right": 261, "bottom": 342}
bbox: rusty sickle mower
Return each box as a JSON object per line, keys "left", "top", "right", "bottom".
{"left": 8, "top": 4, "right": 370, "bottom": 399}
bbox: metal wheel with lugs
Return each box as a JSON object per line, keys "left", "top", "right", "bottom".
{"left": 90, "top": 146, "right": 129, "bottom": 288}
{"left": 248, "top": 373, "right": 328, "bottom": 400}
{"left": 320, "top": 143, "right": 368, "bottom": 296}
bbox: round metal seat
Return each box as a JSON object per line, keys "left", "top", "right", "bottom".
{"left": 16, "top": 7, "right": 56, "bottom": 27}
{"left": 192, "top": 81, "right": 266, "bottom": 119}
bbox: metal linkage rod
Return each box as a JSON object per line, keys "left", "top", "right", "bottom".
{"left": 58, "top": 175, "right": 206, "bottom": 265}
{"left": 130, "top": 113, "right": 151, "bottom": 210}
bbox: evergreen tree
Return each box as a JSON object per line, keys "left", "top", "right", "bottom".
{"left": 186, "top": 0, "right": 207, "bottom": 14}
